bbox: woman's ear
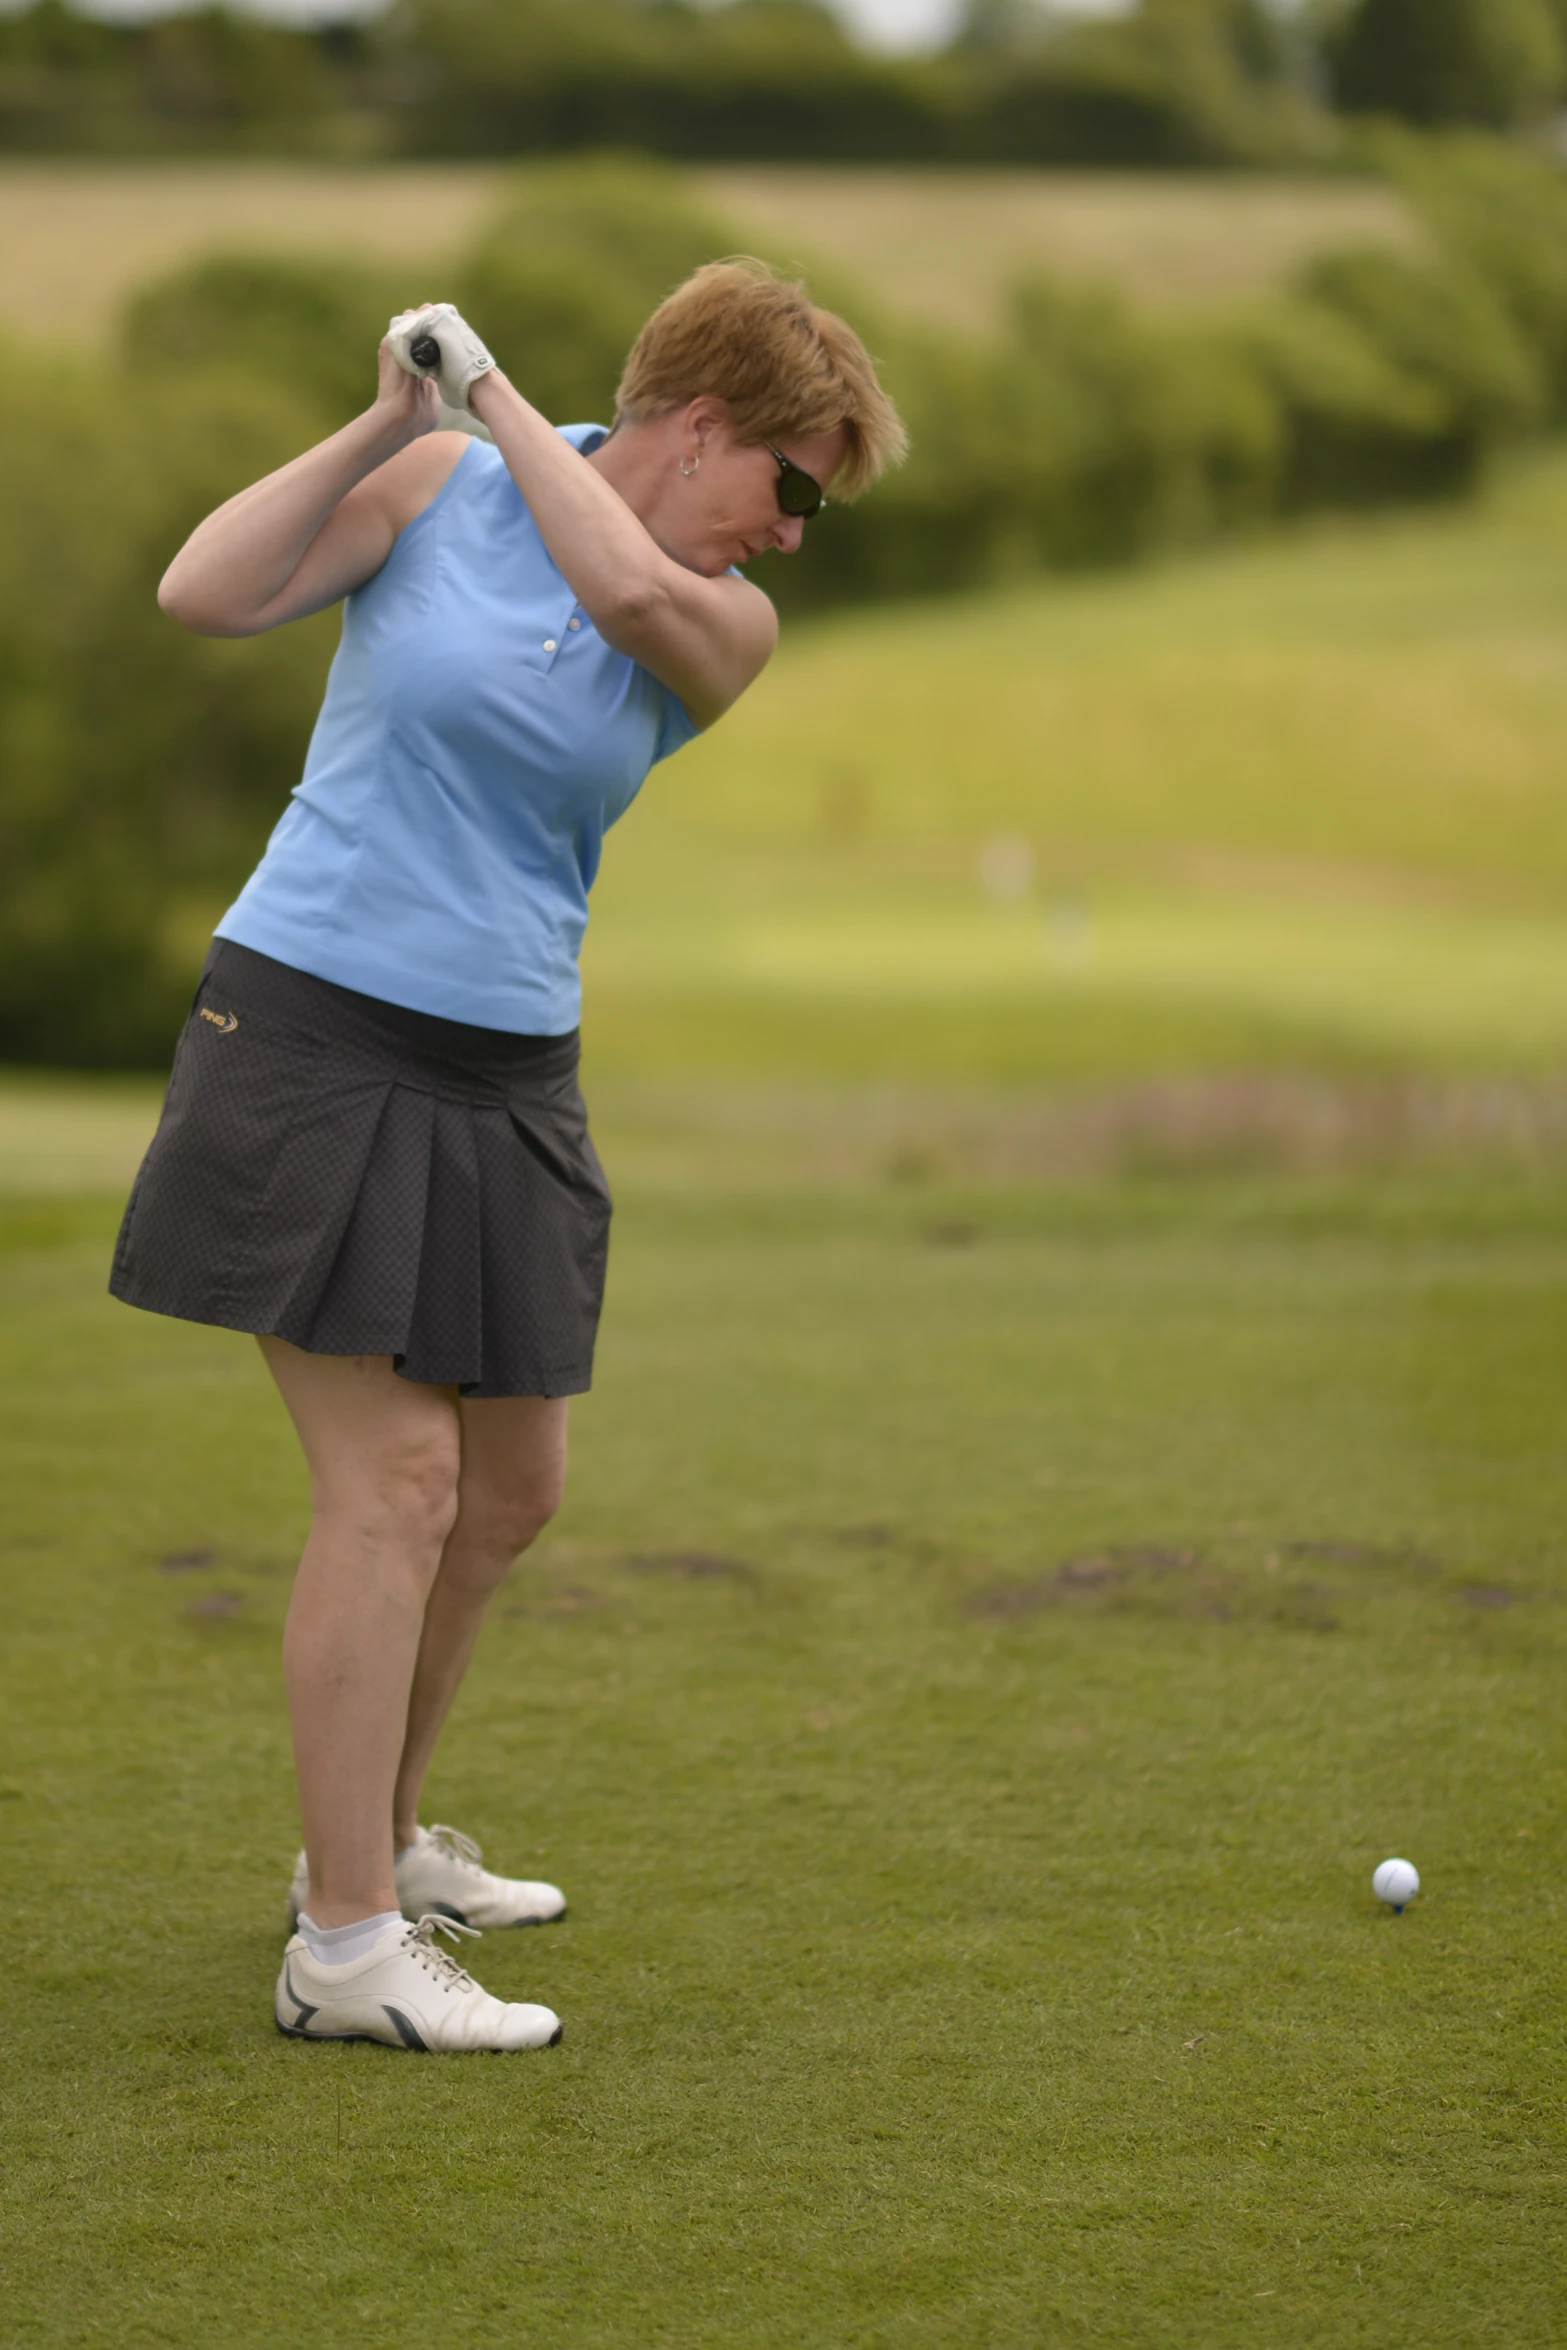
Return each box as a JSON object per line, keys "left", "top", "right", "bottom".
{"left": 689, "top": 396, "right": 730, "bottom": 453}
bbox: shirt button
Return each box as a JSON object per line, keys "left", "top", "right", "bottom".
{"left": 542, "top": 638, "right": 557, "bottom": 652}
{"left": 567, "top": 616, "right": 581, "bottom": 631}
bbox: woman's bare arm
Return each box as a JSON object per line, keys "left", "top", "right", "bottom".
{"left": 467, "top": 369, "right": 776, "bottom": 729}
{"left": 157, "top": 349, "right": 459, "bottom": 638}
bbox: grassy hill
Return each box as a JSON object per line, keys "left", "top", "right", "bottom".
{"left": 579, "top": 444, "right": 1567, "bottom": 1088}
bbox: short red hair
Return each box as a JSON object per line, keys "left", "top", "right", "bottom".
{"left": 615, "top": 256, "right": 907, "bottom": 500}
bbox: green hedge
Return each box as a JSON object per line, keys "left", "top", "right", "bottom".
{"left": 1378, "top": 130, "right": 1567, "bottom": 417}
{"left": 12, "top": 0, "right": 1567, "bottom": 168}
{"left": 0, "top": 370, "right": 336, "bottom": 1063}
{"left": 1328, "top": 0, "right": 1565, "bottom": 131}
{"left": 6, "top": 141, "right": 1567, "bottom": 1063}
{"left": 0, "top": 0, "right": 1332, "bottom": 168}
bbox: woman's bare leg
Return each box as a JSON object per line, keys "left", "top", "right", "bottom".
{"left": 391, "top": 1394, "right": 569, "bottom": 1848}
{"left": 259, "top": 1337, "right": 462, "bottom": 1928}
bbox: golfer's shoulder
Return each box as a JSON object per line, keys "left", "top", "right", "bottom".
{"left": 357, "top": 434, "right": 472, "bottom": 538}
{"left": 729, "top": 571, "right": 780, "bottom": 671}
{"left": 708, "top": 564, "right": 779, "bottom": 647}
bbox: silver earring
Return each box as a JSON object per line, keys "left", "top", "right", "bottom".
{"left": 679, "top": 455, "right": 700, "bottom": 477}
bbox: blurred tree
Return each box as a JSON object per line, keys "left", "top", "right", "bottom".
{"left": 951, "top": 0, "right": 1057, "bottom": 54}
{"left": 1003, "top": 272, "right": 1282, "bottom": 560}
{"left": 0, "top": 0, "right": 354, "bottom": 151}
{"left": 0, "top": 0, "right": 135, "bottom": 149}
{"left": 1209, "top": 0, "right": 1297, "bottom": 81}
{"left": 957, "top": 0, "right": 1293, "bottom": 70}
{"left": 1381, "top": 131, "right": 1567, "bottom": 418}
{"left": 122, "top": 252, "right": 407, "bottom": 427}
{"left": 376, "top": 0, "right": 947, "bottom": 161}
{"left": 0, "top": 372, "right": 334, "bottom": 1063}
{"left": 1226, "top": 294, "right": 1453, "bottom": 504}
{"left": 963, "top": 0, "right": 1330, "bottom": 164}
{"left": 453, "top": 155, "right": 749, "bottom": 418}
{"left": 136, "top": 9, "right": 336, "bottom": 140}
{"left": 1330, "top": 0, "right": 1565, "bottom": 127}
{"left": 1302, "top": 245, "right": 1546, "bottom": 464}
{"left": 0, "top": 0, "right": 1333, "bottom": 162}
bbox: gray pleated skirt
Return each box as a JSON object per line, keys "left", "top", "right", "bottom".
{"left": 110, "top": 939, "right": 610, "bottom": 1397}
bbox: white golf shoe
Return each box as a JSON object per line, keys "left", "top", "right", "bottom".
{"left": 285, "top": 1823, "right": 567, "bottom": 1932}
{"left": 274, "top": 1912, "right": 562, "bottom": 2051}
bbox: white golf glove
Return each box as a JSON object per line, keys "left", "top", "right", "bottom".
{"left": 387, "top": 302, "right": 497, "bottom": 414}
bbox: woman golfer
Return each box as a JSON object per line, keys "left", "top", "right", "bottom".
{"left": 112, "top": 262, "right": 906, "bottom": 2051}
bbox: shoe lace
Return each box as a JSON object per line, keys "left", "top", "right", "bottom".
{"left": 406, "top": 1910, "right": 483, "bottom": 1992}
{"left": 425, "top": 1822, "right": 485, "bottom": 1873}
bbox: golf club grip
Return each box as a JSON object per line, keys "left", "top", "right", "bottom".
{"left": 409, "top": 335, "right": 442, "bottom": 370}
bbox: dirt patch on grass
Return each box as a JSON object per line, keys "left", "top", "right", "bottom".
{"left": 1283, "top": 1538, "right": 1442, "bottom": 1572}
{"left": 504, "top": 1584, "right": 604, "bottom": 1619}
{"left": 623, "top": 1549, "right": 757, "bottom": 1581}
{"left": 968, "top": 1544, "right": 1344, "bottom": 1630}
{"left": 970, "top": 1544, "right": 1217, "bottom": 1618}
{"left": 967, "top": 1535, "right": 1545, "bottom": 1630}
{"left": 186, "top": 1592, "right": 242, "bottom": 1620}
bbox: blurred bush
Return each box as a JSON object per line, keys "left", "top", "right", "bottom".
{"left": 453, "top": 158, "right": 746, "bottom": 427}
{"left": 0, "top": 0, "right": 1337, "bottom": 167}
{"left": 1007, "top": 279, "right": 1283, "bottom": 560}
{"left": 0, "top": 0, "right": 350, "bottom": 155}
{"left": 0, "top": 371, "right": 335, "bottom": 1063}
{"left": 1225, "top": 291, "right": 1459, "bottom": 507}
{"left": 386, "top": 0, "right": 952, "bottom": 166}
{"left": 1378, "top": 131, "right": 1567, "bottom": 420}
{"left": 1327, "top": 0, "right": 1566, "bottom": 131}
{"left": 959, "top": 0, "right": 1330, "bottom": 171}
{"left": 6, "top": 142, "right": 1567, "bottom": 1063}
{"left": 122, "top": 251, "right": 409, "bottom": 423}
{"left": 10, "top": 0, "right": 1567, "bottom": 166}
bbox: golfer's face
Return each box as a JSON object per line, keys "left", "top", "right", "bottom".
{"left": 696, "top": 426, "right": 847, "bottom": 574}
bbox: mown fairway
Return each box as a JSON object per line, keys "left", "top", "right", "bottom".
{"left": 3, "top": 1148, "right": 1566, "bottom": 2347}
{"left": 1, "top": 161, "right": 1419, "bottom": 345}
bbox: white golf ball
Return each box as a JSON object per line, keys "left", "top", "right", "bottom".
{"left": 1372, "top": 1857, "right": 1420, "bottom": 1910}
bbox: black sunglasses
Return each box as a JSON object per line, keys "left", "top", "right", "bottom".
{"left": 767, "top": 444, "right": 826, "bottom": 521}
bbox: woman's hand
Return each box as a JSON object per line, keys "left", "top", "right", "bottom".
{"left": 385, "top": 303, "right": 498, "bottom": 415}
{"left": 157, "top": 320, "right": 466, "bottom": 638}
{"left": 156, "top": 297, "right": 492, "bottom": 637}
{"left": 372, "top": 331, "right": 444, "bottom": 440}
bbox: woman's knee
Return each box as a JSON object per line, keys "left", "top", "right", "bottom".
{"left": 453, "top": 1467, "right": 565, "bottom": 1579}
{"left": 316, "top": 1425, "right": 463, "bottom": 1562}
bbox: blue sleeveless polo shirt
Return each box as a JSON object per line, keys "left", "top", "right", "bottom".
{"left": 215, "top": 426, "right": 699, "bottom": 1033}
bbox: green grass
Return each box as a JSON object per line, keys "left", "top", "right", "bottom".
{"left": 4, "top": 1163, "right": 1567, "bottom": 2347}
{"left": 576, "top": 445, "right": 1567, "bottom": 1086}
{"left": 8, "top": 436, "right": 1567, "bottom": 2343}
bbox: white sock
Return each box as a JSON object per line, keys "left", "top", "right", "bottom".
{"left": 299, "top": 1909, "right": 403, "bottom": 1966}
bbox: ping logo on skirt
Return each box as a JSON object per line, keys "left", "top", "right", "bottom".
{"left": 199, "top": 1007, "right": 239, "bottom": 1033}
